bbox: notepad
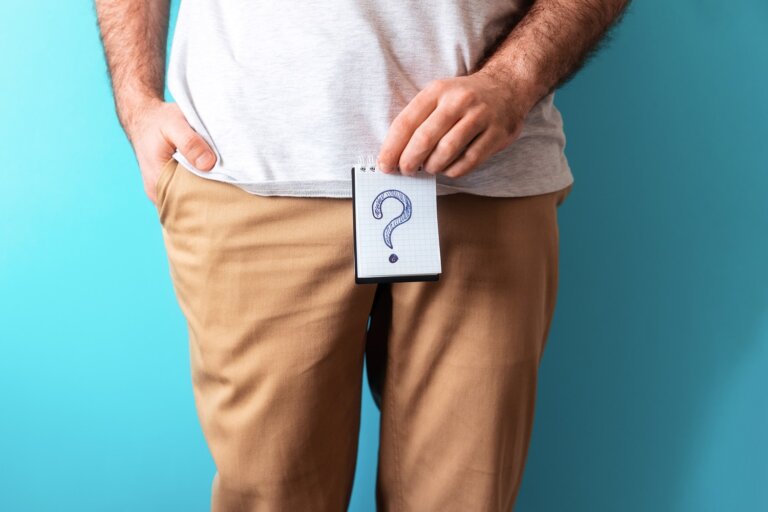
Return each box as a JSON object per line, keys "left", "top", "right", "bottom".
{"left": 352, "top": 159, "right": 442, "bottom": 284}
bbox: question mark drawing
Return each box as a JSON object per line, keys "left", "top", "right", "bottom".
{"left": 372, "top": 189, "right": 412, "bottom": 263}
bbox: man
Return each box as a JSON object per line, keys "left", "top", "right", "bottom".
{"left": 95, "top": 1, "right": 629, "bottom": 510}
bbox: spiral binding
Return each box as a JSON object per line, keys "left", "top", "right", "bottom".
{"left": 351, "top": 155, "right": 424, "bottom": 173}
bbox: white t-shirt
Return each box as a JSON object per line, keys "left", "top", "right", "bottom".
{"left": 167, "top": 0, "right": 573, "bottom": 198}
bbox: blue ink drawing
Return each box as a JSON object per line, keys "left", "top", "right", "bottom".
{"left": 371, "top": 189, "right": 412, "bottom": 263}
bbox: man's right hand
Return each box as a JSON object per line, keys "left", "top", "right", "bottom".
{"left": 125, "top": 99, "right": 217, "bottom": 206}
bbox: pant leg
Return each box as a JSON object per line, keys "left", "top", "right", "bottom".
{"left": 156, "top": 160, "right": 378, "bottom": 511}
{"left": 374, "top": 185, "right": 573, "bottom": 512}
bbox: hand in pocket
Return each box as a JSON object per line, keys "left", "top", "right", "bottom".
{"left": 124, "top": 99, "right": 217, "bottom": 206}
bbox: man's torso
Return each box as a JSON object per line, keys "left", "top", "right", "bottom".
{"left": 167, "top": 0, "right": 573, "bottom": 198}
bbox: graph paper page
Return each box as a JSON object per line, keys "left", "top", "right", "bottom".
{"left": 353, "top": 166, "right": 441, "bottom": 280}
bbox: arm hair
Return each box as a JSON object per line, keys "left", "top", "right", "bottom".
{"left": 475, "top": 0, "right": 632, "bottom": 106}
{"left": 94, "top": 0, "right": 170, "bottom": 138}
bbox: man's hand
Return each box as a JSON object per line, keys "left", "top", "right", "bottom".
{"left": 376, "top": 70, "right": 531, "bottom": 179}
{"left": 94, "top": 0, "right": 217, "bottom": 206}
{"left": 377, "top": 0, "right": 630, "bottom": 180}
{"left": 125, "top": 98, "right": 216, "bottom": 206}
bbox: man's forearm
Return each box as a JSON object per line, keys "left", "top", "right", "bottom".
{"left": 94, "top": 0, "right": 170, "bottom": 139}
{"left": 476, "top": 0, "right": 630, "bottom": 112}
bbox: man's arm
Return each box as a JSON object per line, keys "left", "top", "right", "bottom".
{"left": 476, "top": 0, "right": 631, "bottom": 109}
{"left": 377, "top": 0, "right": 631, "bottom": 178}
{"left": 94, "top": 0, "right": 216, "bottom": 205}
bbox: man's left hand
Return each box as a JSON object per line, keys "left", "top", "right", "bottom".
{"left": 376, "top": 71, "right": 530, "bottom": 179}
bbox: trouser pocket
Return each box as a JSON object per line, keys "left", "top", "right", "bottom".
{"left": 155, "top": 157, "right": 178, "bottom": 210}
{"left": 155, "top": 156, "right": 178, "bottom": 219}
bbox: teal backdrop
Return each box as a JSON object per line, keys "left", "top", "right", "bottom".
{"left": 1, "top": 1, "right": 766, "bottom": 511}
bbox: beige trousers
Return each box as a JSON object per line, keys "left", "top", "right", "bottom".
{"left": 155, "top": 157, "right": 572, "bottom": 512}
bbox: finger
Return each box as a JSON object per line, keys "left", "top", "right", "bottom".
{"left": 422, "top": 111, "right": 485, "bottom": 175}
{"left": 441, "top": 128, "right": 500, "bottom": 179}
{"left": 397, "top": 103, "right": 464, "bottom": 176}
{"left": 161, "top": 117, "right": 217, "bottom": 171}
{"left": 377, "top": 85, "right": 439, "bottom": 174}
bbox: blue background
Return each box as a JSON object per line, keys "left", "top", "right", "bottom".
{"left": 2, "top": 1, "right": 766, "bottom": 510}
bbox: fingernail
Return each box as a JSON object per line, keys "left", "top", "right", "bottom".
{"left": 377, "top": 160, "right": 392, "bottom": 173}
{"left": 196, "top": 152, "right": 214, "bottom": 168}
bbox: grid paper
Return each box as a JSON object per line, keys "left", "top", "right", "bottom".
{"left": 353, "top": 165, "right": 441, "bottom": 279}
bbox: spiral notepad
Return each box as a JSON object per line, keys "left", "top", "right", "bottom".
{"left": 351, "top": 158, "right": 442, "bottom": 284}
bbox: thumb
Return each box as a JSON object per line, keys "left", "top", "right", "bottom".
{"left": 165, "top": 117, "right": 217, "bottom": 171}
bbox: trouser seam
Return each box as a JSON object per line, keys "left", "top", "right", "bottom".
{"left": 386, "top": 350, "right": 406, "bottom": 512}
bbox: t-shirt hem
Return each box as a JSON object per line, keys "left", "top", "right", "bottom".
{"left": 173, "top": 154, "right": 575, "bottom": 199}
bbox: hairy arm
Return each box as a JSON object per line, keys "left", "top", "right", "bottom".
{"left": 94, "top": 0, "right": 169, "bottom": 138}
{"left": 476, "top": 0, "right": 631, "bottom": 114}
{"left": 94, "top": 0, "right": 215, "bottom": 205}
{"left": 377, "top": 0, "right": 631, "bottom": 178}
